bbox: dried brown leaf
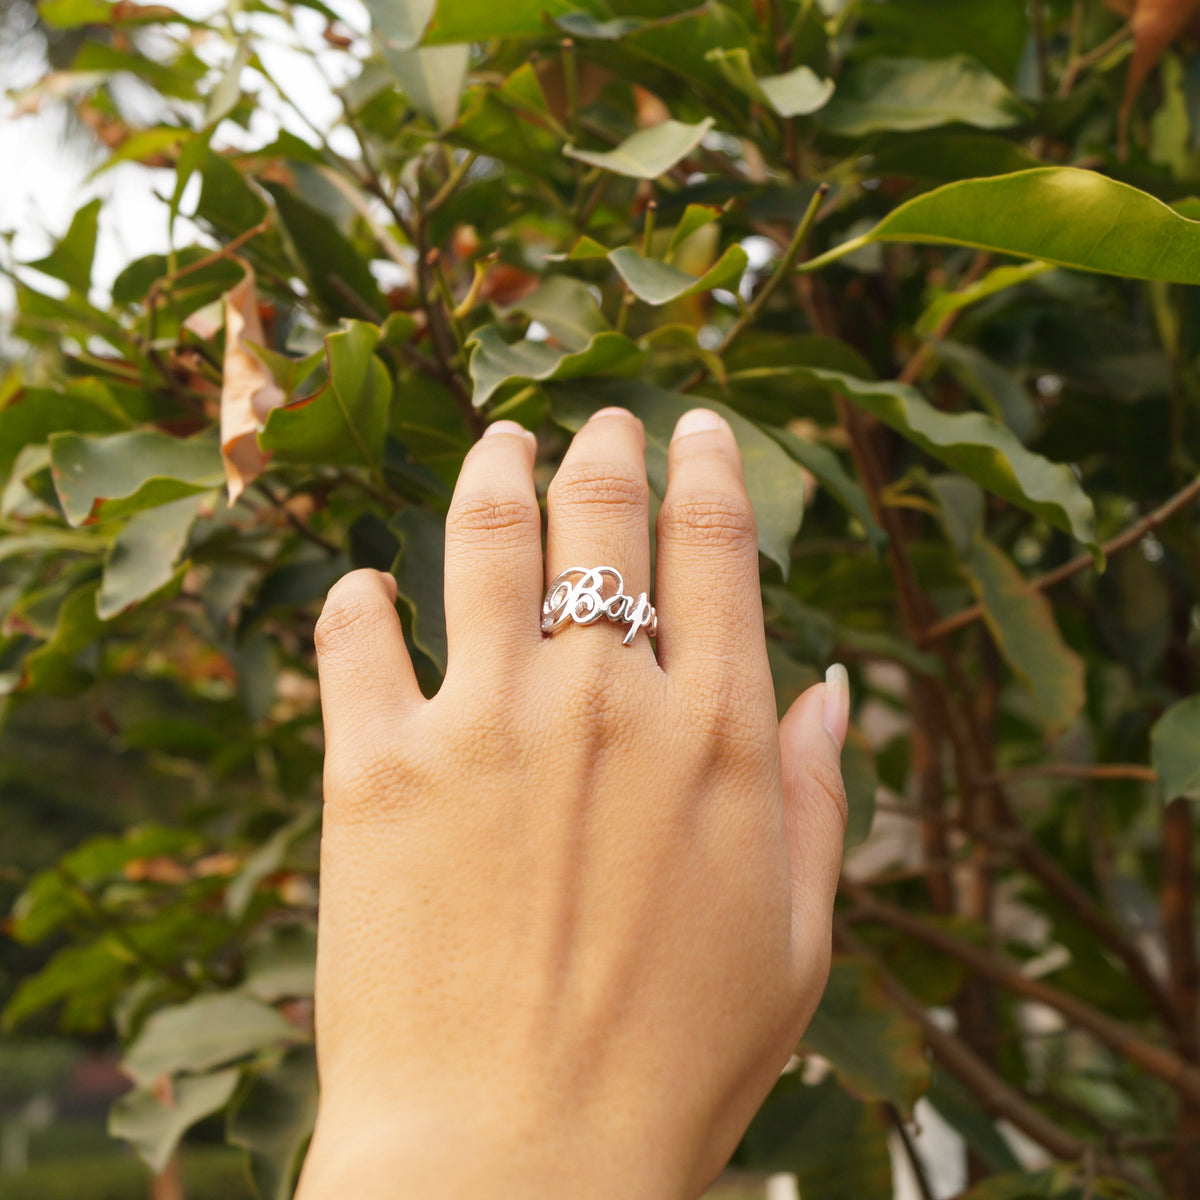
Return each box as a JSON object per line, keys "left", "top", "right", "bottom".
{"left": 220, "top": 265, "right": 285, "bottom": 502}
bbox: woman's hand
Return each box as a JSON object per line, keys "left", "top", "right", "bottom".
{"left": 296, "top": 406, "right": 849, "bottom": 1200}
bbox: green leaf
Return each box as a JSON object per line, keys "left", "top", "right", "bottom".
{"left": 769, "top": 427, "right": 885, "bottom": 551}
{"left": 667, "top": 204, "right": 722, "bottom": 256}
{"left": 867, "top": 132, "right": 1041, "bottom": 184}
{"left": 380, "top": 42, "right": 469, "bottom": 129}
{"left": 260, "top": 322, "right": 392, "bottom": 468}
{"left": 422, "top": 0, "right": 605, "bottom": 44}
{"left": 707, "top": 48, "right": 834, "bottom": 117}
{"left": 608, "top": 243, "right": 748, "bottom": 304}
{"left": 261, "top": 184, "right": 388, "bottom": 319}
{"left": 26, "top": 198, "right": 102, "bottom": 292}
{"left": 926, "top": 1068, "right": 1021, "bottom": 1174}
{"left": 391, "top": 506, "right": 448, "bottom": 677}
{"left": 38, "top": 0, "right": 115, "bottom": 28}
{"left": 205, "top": 38, "right": 249, "bottom": 127}
{"left": 123, "top": 993, "right": 303, "bottom": 1087}
{"left": 962, "top": 538, "right": 1086, "bottom": 736}
{"left": 934, "top": 342, "right": 1037, "bottom": 442}
{"left": 741, "top": 1074, "right": 893, "bottom": 1200}
{"left": 801, "top": 956, "right": 931, "bottom": 1117}
{"left": 503, "top": 275, "right": 609, "bottom": 352}
{"left": 227, "top": 810, "right": 319, "bottom": 921}
{"left": 466, "top": 325, "right": 643, "bottom": 408}
{"left": 241, "top": 925, "right": 317, "bottom": 1004}
{"left": 779, "top": 367, "right": 1097, "bottom": 548}
{"left": 96, "top": 493, "right": 207, "bottom": 620}
{"left": 807, "top": 168, "right": 1200, "bottom": 285}
{"left": 860, "top": 0, "right": 1029, "bottom": 83}
{"left": 110, "top": 1068, "right": 241, "bottom": 1174}
{"left": 916, "top": 262, "right": 1054, "bottom": 337}
{"left": 362, "top": 0, "right": 435, "bottom": 51}
{"left": 819, "top": 55, "right": 1025, "bottom": 138}
{"left": 50, "top": 430, "right": 223, "bottom": 527}
{"left": 0, "top": 383, "right": 130, "bottom": 482}
{"left": 1151, "top": 695, "right": 1200, "bottom": 802}
{"left": 550, "top": 380, "right": 805, "bottom": 577}
{"left": 565, "top": 118, "right": 715, "bottom": 179}
{"left": 227, "top": 1047, "right": 318, "bottom": 1200}
{"left": 2, "top": 939, "right": 127, "bottom": 1031}
{"left": 20, "top": 582, "right": 106, "bottom": 695}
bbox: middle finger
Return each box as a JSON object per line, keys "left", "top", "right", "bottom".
{"left": 544, "top": 407, "right": 656, "bottom": 659}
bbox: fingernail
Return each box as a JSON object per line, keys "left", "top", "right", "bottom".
{"left": 672, "top": 408, "right": 726, "bottom": 441}
{"left": 483, "top": 420, "right": 536, "bottom": 446}
{"left": 589, "top": 406, "right": 630, "bottom": 421}
{"left": 823, "top": 663, "right": 849, "bottom": 751}
{"left": 377, "top": 571, "right": 399, "bottom": 603}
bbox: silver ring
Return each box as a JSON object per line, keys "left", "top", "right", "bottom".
{"left": 541, "top": 566, "right": 657, "bottom": 646}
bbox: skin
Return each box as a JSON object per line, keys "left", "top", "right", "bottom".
{"left": 296, "top": 406, "right": 849, "bottom": 1200}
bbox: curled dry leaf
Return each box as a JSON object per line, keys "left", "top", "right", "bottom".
{"left": 221, "top": 265, "right": 286, "bottom": 502}
{"left": 1117, "top": 0, "right": 1200, "bottom": 154}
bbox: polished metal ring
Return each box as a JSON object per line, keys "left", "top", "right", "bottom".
{"left": 541, "top": 566, "right": 657, "bottom": 646}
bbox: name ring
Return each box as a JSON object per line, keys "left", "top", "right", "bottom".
{"left": 541, "top": 566, "right": 657, "bottom": 646}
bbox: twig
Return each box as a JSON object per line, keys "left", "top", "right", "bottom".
{"left": 989, "top": 763, "right": 1158, "bottom": 785}
{"left": 897, "top": 252, "right": 992, "bottom": 385}
{"left": 253, "top": 480, "right": 342, "bottom": 554}
{"left": 889, "top": 1108, "right": 937, "bottom": 1200}
{"left": 679, "top": 183, "right": 830, "bottom": 392}
{"left": 841, "top": 882, "right": 1200, "bottom": 1107}
{"left": 1059, "top": 22, "right": 1133, "bottom": 98}
{"left": 923, "top": 473, "right": 1200, "bottom": 642}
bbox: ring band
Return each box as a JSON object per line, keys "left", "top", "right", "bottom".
{"left": 541, "top": 566, "right": 657, "bottom": 646}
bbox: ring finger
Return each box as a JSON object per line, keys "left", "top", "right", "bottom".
{"left": 544, "top": 407, "right": 656, "bottom": 660}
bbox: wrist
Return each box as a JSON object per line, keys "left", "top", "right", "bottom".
{"left": 297, "top": 1102, "right": 688, "bottom": 1200}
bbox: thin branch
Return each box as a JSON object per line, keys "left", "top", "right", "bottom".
{"left": 923, "top": 473, "right": 1200, "bottom": 643}
{"left": 841, "top": 882, "right": 1200, "bottom": 1107}
{"left": 1059, "top": 22, "right": 1133, "bottom": 98}
{"left": 897, "top": 251, "right": 992, "bottom": 386}
{"left": 889, "top": 1108, "right": 937, "bottom": 1200}
{"left": 989, "top": 763, "right": 1158, "bottom": 786}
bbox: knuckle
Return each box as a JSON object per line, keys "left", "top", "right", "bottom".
{"left": 447, "top": 492, "right": 540, "bottom": 546}
{"left": 548, "top": 462, "right": 648, "bottom": 512}
{"left": 658, "top": 490, "right": 757, "bottom": 551}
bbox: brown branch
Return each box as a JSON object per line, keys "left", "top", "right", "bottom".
{"left": 833, "top": 918, "right": 1091, "bottom": 1164}
{"left": 989, "top": 763, "right": 1158, "bottom": 785}
{"left": 842, "top": 881, "right": 1200, "bottom": 1106}
{"left": 923, "top": 473, "right": 1200, "bottom": 643}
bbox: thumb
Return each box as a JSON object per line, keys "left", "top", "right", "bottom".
{"left": 779, "top": 665, "right": 850, "bottom": 948}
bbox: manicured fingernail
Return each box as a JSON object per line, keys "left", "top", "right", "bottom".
{"left": 672, "top": 408, "right": 726, "bottom": 441}
{"left": 589, "top": 406, "right": 630, "bottom": 421}
{"left": 823, "top": 663, "right": 849, "bottom": 751}
{"left": 377, "top": 571, "right": 398, "bottom": 602}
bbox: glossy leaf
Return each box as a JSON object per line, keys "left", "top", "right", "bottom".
{"left": 778, "top": 367, "right": 1097, "bottom": 549}
{"left": 565, "top": 118, "right": 714, "bottom": 179}
{"left": 819, "top": 55, "right": 1025, "bottom": 138}
{"left": 807, "top": 168, "right": 1200, "bottom": 285}
{"left": 123, "top": 992, "right": 303, "bottom": 1086}
{"left": 49, "top": 430, "right": 223, "bottom": 526}
{"left": 466, "top": 325, "right": 643, "bottom": 408}
{"left": 503, "top": 275, "right": 608, "bottom": 352}
{"left": 550, "top": 380, "right": 805, "bottom": 577}
{"left": 392, "top": 506, "right": 448, "bottom": 677}
{"left": 110, "top": 1068, "right": 240, "bottom": 1174}
{"left": 962, "top": 538, "right": 1087, "bottom": 736}
{"left": 1151, "top": 694, "right": 1200, "bottom": 801}
{"left": 96, "top": 492, "right": 207, "bottom": 620}
{"left": 260, "top": 322, "right": 392, "bottom": 468}
{"left": 423, "top": 0, "right": 603, "bottom": 44}
{"left": 609, "top": 243, "right": 748, "bottom": 304}
{"left": 228, "top": 1048, "right": 318, "bottom": 1200}
{"left": 362, "top": 0, "right": 435, "bottom": 50}
{"left": 801, "top": 956, "right": 931, "bottom": 1117}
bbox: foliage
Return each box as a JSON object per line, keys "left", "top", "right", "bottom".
{"left": 3, "top": 0, "right": 1200, "bottom": 1195}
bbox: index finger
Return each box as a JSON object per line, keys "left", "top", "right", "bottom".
{"left": 653, "top": 408, "right": 769, "bottom": 678}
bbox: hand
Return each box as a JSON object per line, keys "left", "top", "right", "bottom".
{"left": 296, "top": 406, "right": 849, "bottom": 1200}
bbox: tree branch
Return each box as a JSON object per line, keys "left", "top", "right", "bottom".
{"left": 842, "top": 881, "right": 1200, "bottom": 1106}
{"left": 923, "top": 474, "right": 1200, "bottom": 643}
